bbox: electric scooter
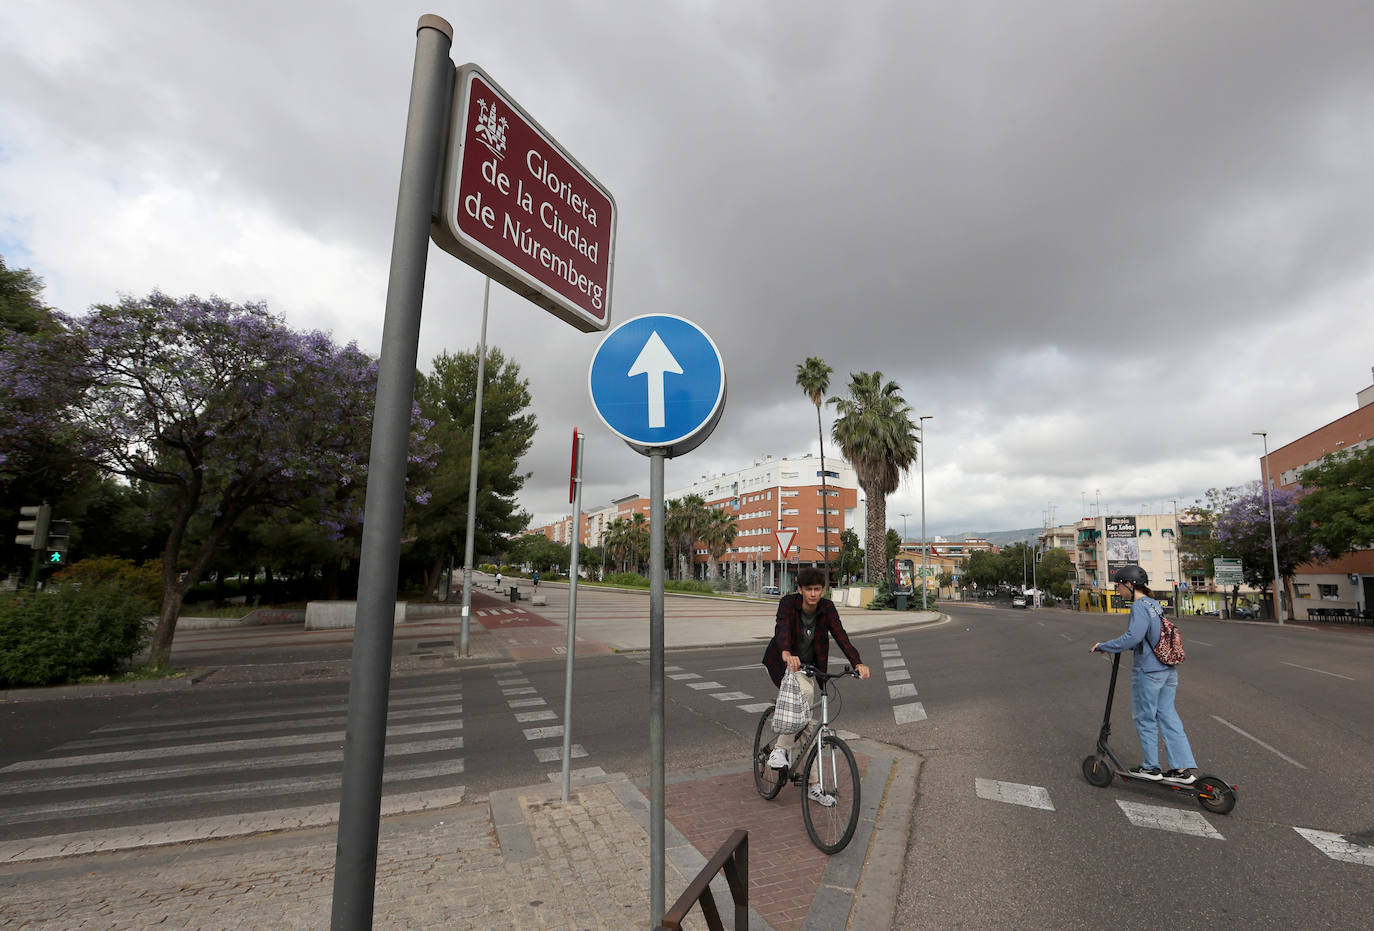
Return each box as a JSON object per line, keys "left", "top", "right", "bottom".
{"left": 1081, "top": 651, "right": 1237, "bottom": 814}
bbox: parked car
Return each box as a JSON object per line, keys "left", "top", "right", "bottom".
{"left": 1011, "top": 595, "right": 1028, "bottom": 609}
{"left": 1234, "top": 605, "right": 1257, "bottom": 619}
{"left": 763, "top": 585, "right": 781, "bottom": 596}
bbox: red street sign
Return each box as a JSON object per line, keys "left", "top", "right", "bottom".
{"left": 433, "top": 64, "right": 617, "bottom": 333}
{"left": 569, "top": 428, "right": 580, "bottom": 503}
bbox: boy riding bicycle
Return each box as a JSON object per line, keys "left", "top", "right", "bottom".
{"left": 760, "top": 567, "right": 870, "bottom": 801}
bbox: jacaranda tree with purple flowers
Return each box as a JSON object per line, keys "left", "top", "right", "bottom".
{"left": 1212, "top": 481, "right": 1312, "bottom": 620}
{"left": 54, "top": 292, "right": 406, "bottom": 665}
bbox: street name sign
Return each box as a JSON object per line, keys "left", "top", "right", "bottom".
{"left": 588, "top": 314, "right": 726, "bottom": 457}
{"left": 432, "top": 63, "right": 617, "bottom": 332}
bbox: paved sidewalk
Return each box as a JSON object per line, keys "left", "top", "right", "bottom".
{"left": 1, "top": 751, "right": 919, "bottom": 929}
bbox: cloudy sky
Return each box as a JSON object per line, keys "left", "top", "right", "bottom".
{"left": 5, "top": 1, "right": 1373, "bottom": 536}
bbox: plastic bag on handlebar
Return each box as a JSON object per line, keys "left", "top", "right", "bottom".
{"left": 772, "top": 670, "right": 809, "bottom": 735}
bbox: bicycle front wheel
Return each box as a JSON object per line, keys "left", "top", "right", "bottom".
{"left": 801, "top": 734, "right": 860, "bottom": 854}
{"left": 753, "top": 707, "right": 786, "bottom": 799}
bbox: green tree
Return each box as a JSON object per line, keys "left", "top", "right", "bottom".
{"left": 886, "top": 528, "right": 901, "bottom": 570}
{"left": 962, "top": 550, "right": 1001, "bottom": 590}
{"left": 1297, "top": 446, "right": 1374, "bottom": 559}
{"left": 664, "top": 494, "right": 709, "bottom": 579}
{"left": 23, "top": 293, "right": 400, "bottom": 666}
{"left": 796, "top": 356, "right": 834, "bottom": 579}
{"left": 837, "top": 528, "right": 863, "bottom": 581}
{"left": 413, "top": 347, "right": 535, "bottom": 597}
{"left": 1037, "top": 547, "right": 1074, "bottom": 599}
{"left": 700, "top": 507, "right": 739, "bottom": 579}
{"left": 830, "top": 372, "right": 920, "bottom": 583}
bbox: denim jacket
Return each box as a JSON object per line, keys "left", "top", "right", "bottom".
{"left": 1096, "top": 596, "right": 1170, "bottom": 673}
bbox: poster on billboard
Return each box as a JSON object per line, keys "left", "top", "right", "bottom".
{"left": 892, "top": 558, "right": 915, "bottom": 595}
{"left": 1105, "top": 515, "right": 1139, "bottom": 579}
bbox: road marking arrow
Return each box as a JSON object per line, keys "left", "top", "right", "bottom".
{"left": 627, "top": 330, "right": 682, "bottom": 429}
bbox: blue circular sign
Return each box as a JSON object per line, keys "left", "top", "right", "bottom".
{"left": 588, "top": 314, "right": 726, "bottom": 456}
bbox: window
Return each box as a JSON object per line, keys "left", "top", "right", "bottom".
{"left": 781, "top": 489, "right": 799, "bottom": 497}
{"left": 1319, "top": 584, "right": 1339, "bottom": 601}
{"left": 1140, "top": 550, "right": 1151, "bottom": 560}
{"left": 782, "top": 508, "right": 798, "bottom": 516}
{"left": 1294, "top": 583, "right": 1311, "bottom": 597}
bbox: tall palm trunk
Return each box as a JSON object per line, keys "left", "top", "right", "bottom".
{"left": 816, "top": 403, "right": 830, "bottom": 583}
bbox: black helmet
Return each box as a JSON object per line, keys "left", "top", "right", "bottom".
{"left": 1111, "top": 565, "right": 1149, "bottom": 587}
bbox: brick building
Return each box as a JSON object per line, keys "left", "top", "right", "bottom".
{"left": 1263, "top": 368, "right": 1374, "bottom": 614}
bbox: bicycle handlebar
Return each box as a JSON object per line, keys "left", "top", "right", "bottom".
{"left": 799, "top": 664, "right": 861, "bottom": 681}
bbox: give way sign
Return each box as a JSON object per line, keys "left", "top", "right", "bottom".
{"left": 774, "top": 530, "right": 796, "bottom": 560}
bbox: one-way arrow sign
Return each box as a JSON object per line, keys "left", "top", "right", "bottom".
{"left": 588, "top": 314, "right": 726, "bottom": 458}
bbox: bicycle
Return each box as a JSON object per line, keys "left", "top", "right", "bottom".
{"left": 751, "top": 664, "right": 862, "bottom": 854}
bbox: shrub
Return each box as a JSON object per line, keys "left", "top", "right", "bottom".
{"left": 602, "top": 572, "right": 649, "bottom": 588}
{"left": 52, "top": 557, "right": 162, "bottom": 613}
{"left": 0, "top": 582, "right": 154, "bottom": 688}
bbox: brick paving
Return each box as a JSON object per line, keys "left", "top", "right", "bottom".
{"left": 665, "top": 754, "right": 871, "bottom": 931}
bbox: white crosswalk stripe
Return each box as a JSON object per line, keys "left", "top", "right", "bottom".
{"left": 1116, "top": 801, "right": 1224, "bottom": 839}
{"left": 974, "top": 778, "right": 1055, "bottom": 811}
{"left": 1294, "top": 828, "right": 1374, "bottom": 866}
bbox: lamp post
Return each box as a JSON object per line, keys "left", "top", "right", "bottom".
{"left": 919, "top": 415, "right": 932, "bottom": 610}
{"left": 1253, "top": 431, "right": 1284, "bottom": 625}
{"left": 1170, "top": 498, "right": 1183, "bottom": 618}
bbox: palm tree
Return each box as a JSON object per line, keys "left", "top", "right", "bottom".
{"left": 701, "top": 507, "right": 739, "bottom": 580}
{"left": 830, "top": 371, "right": 920, "bottom": 584}
{"left": 796, "top": 356, "right": 834, "bottom": 582}
{"left": 666, "top": 494, "right": 709, "bottom": 579}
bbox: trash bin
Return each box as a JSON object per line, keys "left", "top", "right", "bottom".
{"left": 509, "top": 585, "right": 518, "bottom": 603}
{"left": 895, "top": 593, "right": 909, "bottom": 611}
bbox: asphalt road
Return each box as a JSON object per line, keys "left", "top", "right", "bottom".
{"left": 2, "top": 594, "right": 1370, "bottom": 928}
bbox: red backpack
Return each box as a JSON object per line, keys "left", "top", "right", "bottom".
{"left": 1151, "top": 606, "right": 1186, "bottom": 665}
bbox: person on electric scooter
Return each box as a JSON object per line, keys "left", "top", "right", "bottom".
{"left": 1090, "top": 565, "right": 1197, "bottom": 784}
{"left": 761, "top": 567, "right": 871, "bottom": 801}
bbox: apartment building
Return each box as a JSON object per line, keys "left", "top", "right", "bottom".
{"left": 1263, "top": 367, "right": 1374, "bottom": 614}
{"left": 530, "top": 453, "right": 861, "bottom": 585}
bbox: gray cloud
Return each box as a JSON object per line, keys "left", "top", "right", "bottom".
{"left": 3, "top": 0, "right": 1373, "bottom": 535}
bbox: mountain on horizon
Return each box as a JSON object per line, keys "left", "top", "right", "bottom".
{"left": 943, "top": 528, "right": 1041, "bottom": 547}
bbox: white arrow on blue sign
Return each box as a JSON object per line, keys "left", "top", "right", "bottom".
{"left": 588, "top": 314, "right": 726, "bottom": 457}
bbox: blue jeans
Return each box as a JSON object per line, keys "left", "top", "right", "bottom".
{"left": 1130, "top": 667, "right": 1196, "bottom": 770}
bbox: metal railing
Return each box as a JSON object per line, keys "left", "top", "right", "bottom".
{"left": 656, "top": 829, "right": 748, "bottom": 931}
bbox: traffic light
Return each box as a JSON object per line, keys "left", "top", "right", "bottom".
{"left": 15, "top": 504, "right": 51, "bottom": 549}
{"left": 46, "top": 520, "right": 71, "bottom": 565}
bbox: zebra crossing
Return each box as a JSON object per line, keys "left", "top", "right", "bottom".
{"left": 974, "top": 777, "right": 1374, "bottom": 865}
{"left": 637, "top": 637, "right": 933, "bottom": 733}
{"left": 489, "top": 662, "right": 606, "bottom": 782}
{"left": 0, "top": 677, "right": 467, "bottom": 861}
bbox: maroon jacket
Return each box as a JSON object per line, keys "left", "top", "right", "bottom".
{"left": 761, "top": 593, "right": 864, "bottom": 687}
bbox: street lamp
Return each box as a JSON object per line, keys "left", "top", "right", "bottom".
{"left": 898, "top": 513, "right": 910, "bottom": 548}
{"left": 919, "top": 415, "right": 933, "bottom": 610}
{"left": 1253, "top": 431, "right": 1284, "bottom": 625}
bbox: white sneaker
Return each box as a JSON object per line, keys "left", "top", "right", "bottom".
{"left": 767, "top": 747, "right": 789, "bottom": 769}
{"left": 807, "top": 784, "right": 836, "bottom": 807}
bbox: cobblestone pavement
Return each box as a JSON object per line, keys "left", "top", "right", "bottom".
{"left": 0, "top": 778, "right": 682, "bottom": 930}
{"left": 0, "top": 752, "right": 915, "bottom": 930}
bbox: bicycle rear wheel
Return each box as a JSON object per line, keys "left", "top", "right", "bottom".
{"left": 802, "top": 734, "right": 860, "bottom": 854}
{"left": 753, "top": 708, "right": 786, "bottom": 799}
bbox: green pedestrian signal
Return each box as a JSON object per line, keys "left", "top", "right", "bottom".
{"left": 48, "top": 551, "right": 64, "bottom": 565}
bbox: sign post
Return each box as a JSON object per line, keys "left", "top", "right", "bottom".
{"left": 589, "top": 314, "right": 725, "bottom": 925}
{"left": 333, "top": 19, "right": 617, "bottom": 929}
{"left": 559, "top": 429, "right": 584, "bottom": 803}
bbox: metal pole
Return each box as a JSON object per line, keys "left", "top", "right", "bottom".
{"left": 459, "top": 277, "right": 491, "bottom": 656}
{"left": 1255, "top": 431, "right": 1284, "bottom": 625}
{"left": 1171, "top": 498, "right": 1183, "bottom": 617}
{"left": 330, "top": 15, "right": 452, "bottom": 929}
{"left": 919, "top": 414, "right": 931, "bottom": 610}
{"left": 560, "top": 432, "right": 585, "bottom": 803}
{"left": 648, "top": 448, "right": 666, "bottom": 924}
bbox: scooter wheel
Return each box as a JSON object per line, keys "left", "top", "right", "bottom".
{"left": 1082, "top": 754, "right": 1114, "bottom": 788}
{"left": 1195, "top": 775, "right": 1236, "bottom": 815}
